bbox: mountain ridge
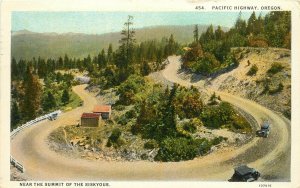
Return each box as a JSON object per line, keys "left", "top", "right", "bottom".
{"left": 12, "top": 25, "right": 228, "bottom": 60}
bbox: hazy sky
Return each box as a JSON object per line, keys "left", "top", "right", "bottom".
{"left": 12, "top": 11, "right": 269, "bottom": 34}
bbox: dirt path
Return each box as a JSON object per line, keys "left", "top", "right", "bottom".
{"left": 10, "top": 59, "right": 290, "bottom": 181}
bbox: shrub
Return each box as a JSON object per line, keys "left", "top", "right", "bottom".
{"left": 248, "top": 36, "right": 269, "bottom": 47}
{"left": 269, "top": 83, "right": 284, "bottom": 94}
{"left": 154, "top": 137, "right": 198, "bottom": 162}
{"left": 211, "top": 136, "right": 224, "bottom": 145}
{"left": 110, "top": 128, "right": 121, "bottom": 141}
{"left": 125, "top": 109, "right": 137, "bottom": 119}
{"left": 284, "top": 109, "right": 291, "bottom": 119}
{"left": 144, "top": 140, "right": 158, "bottom": 149}
{"left": 131, "top": 123, "right": 142, "bottom": 135}
{"left": 107, "top": 128, "right": 123, "bottom": 148}
{"left": 117, "top": 75, "right": 145, "bottom": 105}
{"left": 114, "top": 105, "right": 125, "bottom": 111}
{"left": 194, "top": 138, "right": 212, "bottom": 155}
{"left": 182, "top": 42, "right": 204, "bottom": 62}
{"left": 140, "top": 153, "right": 148, "bottom": 160}
{"left": 191, "top": 118, "right": 203, "bottom": 127}
{"left": 182, "top": 121, "right": 197, "bottom": 133}
{"left": 200, "top": 102, "right": 234, "bottom": 128}
{"left": 247, "top": 64, "right": 258, "bottom": 76}
{"left": 267, "top": 62, "right": 284, "bottom": 75}
{"left": 154, "top": 137, "right": 213, "bottom": 162}
{"left": 193, "top": 53, "right": 220, "bottom": 75}
{"left": 117, "top": 114, "right": 129, "bottom": 125}
{"left": 173, "top": 86, "right": 204, "bottom": 119}
{"left": 118, "top": 109, "right": 137, "bottom": 125}
{"left": 224, "top": 53, "right": 239, "bottom": 67}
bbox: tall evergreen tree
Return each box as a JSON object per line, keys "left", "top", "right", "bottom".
{"left": 215, "top": 25, "right": 225, "bottom": 40}
{"left": 140, "top": 61, "right": 151, "bottom": 76}
{"left": 58, "top": 57, "right": 63, "bottom": 69}
{"left": 167, "top": 34, "right": 176, "bottom": 55}
{"left": 234, "top": 12, "right": 247, "bottom": 36}
{"left": 254, "top": 13, "right": 264, "bottom": 35}
{"left": 11, "top": 58, "right": 19, "bottom": 81}
{"left": 107, "top": 43, "right": 113, "bottom": 63}
{"left": 98, "top": 49, "right": 107, "bottom": 68}
{"left": 61, "top": 89, "right": 70, "bottom": 104}
{"left": 264, "top": 11, "right": 291, "bottom": 47}
{"left": 162, "top": 83, "right": 178, "bottom": 137}
{"left": 11, "top": 101, "right": 21, "bottom": 129}
{"left": 247, "top": 11, "right": 257, "bottom": 35}
{"left": 64, "top": 54, "right": 70, "bottom": 69}
{"left": 200, "top": 25, "right": 214, "bottom": 43}
{"left": 115, "top": 15, "right": 136, "bottom": 82}
{"left": 42, "top": 91, "right": 56, "bottom": 111}
{"left": 119, "top": 15, "right": 136, "bottom": 68}
{"left": 193, "top": 24, "right": 199, "bottom": 43}
{"left": 21, "top": 66, "right": 42, "bottom": 121}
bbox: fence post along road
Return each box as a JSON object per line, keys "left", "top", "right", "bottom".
{"left": 10, "top": 110, "right": 62, "bottom": 173}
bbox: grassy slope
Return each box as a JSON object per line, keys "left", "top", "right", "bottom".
{"left": 63, "top": 90, "right": 83, "bottom": 111}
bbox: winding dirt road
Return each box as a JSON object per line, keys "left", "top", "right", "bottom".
{"left": 10, "top": 57, "right": 290, "bottom": 181}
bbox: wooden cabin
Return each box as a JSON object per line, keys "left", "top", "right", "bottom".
{"left": 81, "top": 113, "right": 101, "bottom": 127}
{"left": 93, "top": 105, "right": 111, "bottom": 119}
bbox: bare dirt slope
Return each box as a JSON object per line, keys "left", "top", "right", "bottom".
{"left": 208, "top": 47, "right": 291, "bottom": 117}
{"left": 10, "top": 59, "right": 290, "bottom": 181}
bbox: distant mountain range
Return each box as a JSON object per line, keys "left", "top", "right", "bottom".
{"left": 12, "top": 25, "right": 227, "bottom": 60}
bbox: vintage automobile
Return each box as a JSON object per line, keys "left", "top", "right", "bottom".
{"left": 257, "top": 121, "right": 270, "bottom": 138}
{"left": 229, "top": 165, "right": 260, "bottom": 182}
{"left": 48, "top": 113, "right": 58, "bottom": 121}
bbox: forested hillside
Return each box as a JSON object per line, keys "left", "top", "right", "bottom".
{"left": 11, "top": 16, "right": 181, "bottom": 129}
{"left": 182, "top": 11, "right": 291, "bottom": 75}
{"left": 11, "top": 11, "right": 291, "bottom": 163}
{"left": 12, "top": 25, "right": 214, "bottom": 60}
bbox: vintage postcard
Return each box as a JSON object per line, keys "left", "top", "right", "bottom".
{"left": 1, "top": 0, "right": 299, "bottom": 187}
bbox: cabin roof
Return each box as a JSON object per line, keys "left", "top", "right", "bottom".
{"left": 93, "top": 105, "right": 111, "bottom": 113}
{"left": 81, "top": 113, "right": 101, "bottom": 118}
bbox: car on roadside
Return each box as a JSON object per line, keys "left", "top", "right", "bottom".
{"left": 256, "top": 121, "right": 270, "bottom": 138}
{"left": 229, "top": 165, "right": 260, "bottom": 182}
{"left": 48, "top": 113, "right": 58, "bottom": 121}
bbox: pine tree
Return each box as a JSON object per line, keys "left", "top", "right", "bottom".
{"left": 234, "top": 12, "right": 247, "bottom": 36}
{"left": 42, "top": 91, "right": 56, "bottom": 111}
{"left": 115, "top": 15, "right": 136, "bottom": 82}
{"left": 58, "top": 56, "right": 63, "bottom": 69}
{"left": 247, "top": 11, "right": 257, "bottom": 35}
{"left": 97, "top": 49, "right": 107, "bottom": 69}
{"left": 21, "top": 66, "right": 42, "bottom": 121}
{"left": 119, "top": 15, "right": 136, "bottom": 68}
{"left": 215, "top": 25, "right": 225, "bottom": 40}
{"left": 61, "top": 89, "right": 70, "bottom": 104}
{"left": 264, "top": 11, "right": 291, "bottom": 47}
{"left": 64, "top": 54, "right": 70, "bottom": 69}
{"left": 140, "top": 61, "right": 151, "bottom": 76}
{"left": 200, "top": 24, "right": 215, "bottom": 44}
{"left": 162, "top": 83, "right": 178, "bottom": 137}
{"left": 168, "top": 34, "right": 176, "bottom": 55}
{"left": 107, "top": 43, "right": 113, "bottom": 62}
{"left": 193, "top": 24, "right": 199, "bottom": 43}
{"left": 11, "top": 58, "right": 19, "bottom": 81}
{"left": 254, "top": 13, "right": 264, "bottom": 35}
{"left": 11, "top": 101, "right": 21, "bottom": 129}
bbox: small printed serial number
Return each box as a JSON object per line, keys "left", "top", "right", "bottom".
{"left": 195, "top": 6, "right": 205, "bottom": 10}
{"left": 259, "top": 184, "right": 272, "bottom": 187}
